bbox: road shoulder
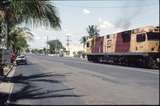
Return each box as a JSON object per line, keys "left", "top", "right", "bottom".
{"left": 0, "top": 66, "right": 16, "bottom": 105}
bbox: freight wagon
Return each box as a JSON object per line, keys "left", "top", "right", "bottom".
{"left": 85, "top": 26, "right": 160, "bottom": 68}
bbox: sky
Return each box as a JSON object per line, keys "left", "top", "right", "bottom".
{"left": 25, "top": 0, "right": 159, "bottom": 51}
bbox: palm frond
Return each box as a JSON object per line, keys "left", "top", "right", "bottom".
{"left": 11, "top": 0, "right": 61, "bottom": 29}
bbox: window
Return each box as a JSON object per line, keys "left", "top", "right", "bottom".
{"left": 122, "top": 31, "right": 131, "bottom": 42}
{"left": 147, "top": 32, "right": 160, "bottom": 40}
{"left": 106, "top": 35, "right": 110, "bottom": 39}
{"left": 136, "top": 33, "right": 146, "bottom": 42}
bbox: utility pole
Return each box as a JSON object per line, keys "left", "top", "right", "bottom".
{"left": 46, "top": 36, "right": 48, "bottom": 55}
{"left": 66, "top": 35, "right": 71, "bottom": 55}
{"left": 55, "top": 37, "right": 58, "bottom": 54}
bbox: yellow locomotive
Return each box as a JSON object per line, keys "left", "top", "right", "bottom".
{"left": 85, "top": 26, "right": 160, "bottom": 68}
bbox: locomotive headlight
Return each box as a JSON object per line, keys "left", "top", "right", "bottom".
{"left": 157, "top": 58, "right": 160, "bottom": 63}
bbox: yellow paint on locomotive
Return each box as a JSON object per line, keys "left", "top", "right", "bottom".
{"left": 85, "top": 26, "right": 159, "bottom": 54}
{"left": 103, "top": 34, "right": 117, "bottom": 53}
{"left": 130, "top": 26, "right": 160, "bottom": 53}
{"left": 85, "top": 37, "right": 93, "bottom": 54}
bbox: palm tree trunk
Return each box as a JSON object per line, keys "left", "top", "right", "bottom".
{"left": 6, "top": 21, "right": 9, "bottom": 49}
{"left": 3, "top": 9, "right": 10, "bottom": 49}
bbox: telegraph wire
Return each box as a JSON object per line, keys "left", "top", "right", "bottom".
{"left": 55, "top": 3, "right": 157, "bottom": 8}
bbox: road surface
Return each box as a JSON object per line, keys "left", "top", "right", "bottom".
{"left": 8, "top": 54, "right": 159, "bottom": 105}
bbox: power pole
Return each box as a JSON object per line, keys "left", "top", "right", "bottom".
{"left": 66, "top": 35, "right": 71, "bottom": 55}
{"left": 55, "top": 37, "right": 58, "bottom": 54}
{"left": 46, "top": 36, "right": 48, "bottom": 55}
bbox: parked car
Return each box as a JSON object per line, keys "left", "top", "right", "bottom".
{"left": 16, "top": 55, "right": 27, "bottom": 65}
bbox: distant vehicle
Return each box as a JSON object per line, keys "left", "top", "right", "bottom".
{"left": 16, "top": 55, "right": 27, "bottom": 65}
{"left": 59, "top": 53, "right": 64, "bottom": 57}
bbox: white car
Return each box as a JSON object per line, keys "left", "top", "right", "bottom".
{"left": 16, "top": 55, "right": 27, "bottom": 65}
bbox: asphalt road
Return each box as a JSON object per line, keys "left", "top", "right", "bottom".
{"left": 8, "top": 54, "right": 159, "bottom": 105}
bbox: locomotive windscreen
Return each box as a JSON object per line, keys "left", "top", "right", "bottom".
{"left": 147, "top": 32, "right": 160, "bottom": 40}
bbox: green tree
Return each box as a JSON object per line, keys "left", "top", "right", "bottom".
{"left": 38, "top": 49, "right": 43, "bottom": 54}
{"left": 43, "top": 48, "right": 47, "bottom": 55}
{"left": 80, "top": 36, "right": 87, "bottom": 49}
{"left": 47, "top": 39, "right": 63, "bottom": 54}
{"left": 87, "top": 25, "right": 99, "bottom": 38}
{"left": 31, "top": 49, "right": 39, "bottom": 54}
{"left": 25, "top": 48, "right": 30, "bottom": 53}
{"left": 0, "top": 0, "right": 61, "bottom": 48}
{"left": 9, "top": 27, "right": 33, "bottom": 54}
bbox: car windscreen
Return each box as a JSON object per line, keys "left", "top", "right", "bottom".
{"left": 18, "top": 56, "right": 25, "bottom": 58}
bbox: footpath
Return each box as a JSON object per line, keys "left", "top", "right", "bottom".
{"left": 0, "top": 65, "right": 16, "bottom": 105}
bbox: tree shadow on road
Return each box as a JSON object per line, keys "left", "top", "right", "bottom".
{"left": 1, "top": 72, "right": 82, "bottom": 105}
{"left": 2, "top": 72, "right": 68, "bottom": 84}
{"left": 1, "top": 84, "right": 82, "bottom": 105}
{"left": 9, "top": 84, "right": 81, "bottom": 102}
{"left": 0, "top": 92, "right": 9, "bottom": 105}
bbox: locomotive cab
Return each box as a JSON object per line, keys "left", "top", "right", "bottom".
{"left": 146, "top": 32, "right": 160, "bottom": 52}
{"left": 132, "top": 32, "right": 159, "bottom": 52}
{"left": 85, "top": 38, "right": 93, "bottom": 54}
{"left": 130, "top": 26, "right": 160, "bottom": 53}
{"left": 130, "top": 26, "right": 160, "bottom": 68}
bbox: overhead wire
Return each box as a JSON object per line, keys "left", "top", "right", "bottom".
{"left": 54, "top": 3, "right": 157, "bottom": 8}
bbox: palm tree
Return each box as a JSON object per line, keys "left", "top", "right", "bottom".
{"left": 14, "top": 35, "right": 29, "bottom": 55}
{"left": 87, "top": 25, "right": 100, "bottom": 38}
{"left": 80, "top": 36, "right": 87, "bottom": 49}
{"left": 80, "top": 36, "right": 88, "bottom": 58}
{"left": 9, "top": 27, "right": 33, "bottom": 54}
{"left": 0, "top": 0, "right": 61, "bottom": 48}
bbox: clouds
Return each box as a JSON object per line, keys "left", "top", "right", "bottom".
{"left": 97, "top": 18, "right": 125, "bottom": 35}
{"left": 83, "top": 9, "right": 90, "bottom": 15}
{"left": 97, "top": 18, "right": 114, "bottom": 31}
{"left": 98, "top": 18, "right": 114, "bottom": 29}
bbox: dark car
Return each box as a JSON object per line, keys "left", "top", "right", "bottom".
{"left": 16, "top": 55, "right": 27, "bottom": 65}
